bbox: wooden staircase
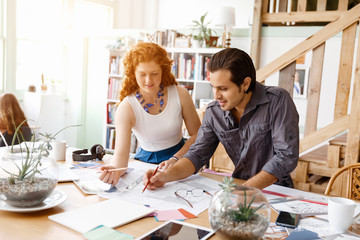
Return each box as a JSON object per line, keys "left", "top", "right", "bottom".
{"left": 250, "top": 0, "right": 360, "bottom": 197}
{"left": 295, "top": 133, "right": 347, "bottom": 194}
{"left": 208, "top": 0, "right": 360, "bottom": 197}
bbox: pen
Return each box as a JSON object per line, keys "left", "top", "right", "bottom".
{"left": 142, "top": 166, "right": 159, "bottom": 193}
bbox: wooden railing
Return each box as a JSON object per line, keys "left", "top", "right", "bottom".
{"left": 254, "top": 2, "right": 360, "bottom": 166}
{"left": 262, "top": 0, "right": 350, "bottom": 25}
{"left": 251, "top": 0, "right": 355, "bottom": 69}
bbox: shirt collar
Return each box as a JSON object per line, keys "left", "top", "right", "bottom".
{"left": 244, "top": 81, "right": 269, "bottom": 115}
{"left": 224, "top": 81, "right": 270, "bottom": 121}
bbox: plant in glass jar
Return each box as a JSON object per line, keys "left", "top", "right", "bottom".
{"left": 0, "top": 121, "right": 78, "bottom": 207}
{"left": 208, "top": 177, "right": 270, "bottom": 240}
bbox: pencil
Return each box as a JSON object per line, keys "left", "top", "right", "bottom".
{"left": 106, "top": 167, "right": 127, "bottom": 172}
{"left": 142, "top": 166, "right": 159, "bottom": 193}
{"left": 97, "top": 167, "right": 127, "bottom": 173}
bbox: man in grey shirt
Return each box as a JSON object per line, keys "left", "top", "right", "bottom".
{"left": 144, "top": 48, "right": 299, "bottom": 190}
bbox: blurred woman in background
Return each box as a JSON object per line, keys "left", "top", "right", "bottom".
{"left": 0, "top": 93, "right": 32, "bottom": 147}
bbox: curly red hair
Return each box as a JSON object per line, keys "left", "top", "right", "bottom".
{"left": 119, "top": 42, "right": 177, "bottom": 101}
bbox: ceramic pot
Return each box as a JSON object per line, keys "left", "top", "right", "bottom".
{"left": 205, "top": 36, "right": 219, "bottom": 47}
{"left": 208, "top": 185, "right": 270, "bottom": 240}
{"left": 191, "top": 39, "right": 202, "bottom": 48}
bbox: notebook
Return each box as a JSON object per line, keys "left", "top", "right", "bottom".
{"left": 58, "top": 164, "right": 80, "bottom": 182}
{"left": 49, "top": 198, "right": 154, "bottom": 233}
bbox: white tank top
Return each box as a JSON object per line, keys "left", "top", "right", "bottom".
{"left": 125, "top": 85, "right": 183, "bottom": 151}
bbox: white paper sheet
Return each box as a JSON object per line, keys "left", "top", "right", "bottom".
{"left": 98, "top": 161, "right": 220, "bottom": 215}
{"left": 264, "top": 184, "right": 329, "bottom": 216}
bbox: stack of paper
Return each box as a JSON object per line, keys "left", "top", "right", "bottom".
{"left": 49, "top": 198, "right": 154, "bottom": 233}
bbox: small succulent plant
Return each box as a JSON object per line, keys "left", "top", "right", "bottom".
{"left": 219, "top": 176, "right": 265, "bottom": 222}
{"left": 2, "top": 120, "right": 79, "bottom": 183}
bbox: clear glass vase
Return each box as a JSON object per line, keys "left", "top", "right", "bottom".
{"left": 208, "top": 185, "right": 270, "bottom": 240}
{"left": 0, "top": 146, "right": 59, "bottom": 207}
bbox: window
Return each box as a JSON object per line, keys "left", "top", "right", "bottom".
{"left": 0, "top": 0, "right": 4, "bottom": 91}
{"left": 16, "top": 0, "right": 64, "bottom": 91}
{"left": 15, "top": 0, "right": 113, "bottom": 92}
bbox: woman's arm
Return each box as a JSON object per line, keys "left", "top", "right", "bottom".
{"left": 99, "top": 100, "right": 135, "bottom": 185}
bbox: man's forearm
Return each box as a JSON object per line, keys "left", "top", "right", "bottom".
{"left": 163, "top": 157, "right": 196, "bottom": 183}
{"left": 243, "top": 171, "right": 278, "bottom": 189}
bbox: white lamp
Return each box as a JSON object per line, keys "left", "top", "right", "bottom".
{"left": 214, "top": 7, "right": 235, "bottom": 48}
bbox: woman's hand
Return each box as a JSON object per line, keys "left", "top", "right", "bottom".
{"left": 159, "top": 158, "right": 177, "bottom": 170}
{"left": 99, "top": 165, "right": 127, "bottom": 185}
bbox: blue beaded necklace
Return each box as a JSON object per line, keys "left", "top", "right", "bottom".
{"left": 135, "top": 85, "right": 164, "bottom": 113}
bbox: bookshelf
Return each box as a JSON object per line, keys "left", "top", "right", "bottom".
{"left": 166, "top": 47, "right": 222, "bottom": 108}
{"left": 104, "top": 49, "right": 124, "bottom": 152}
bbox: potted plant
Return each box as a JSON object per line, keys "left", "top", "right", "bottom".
{"left": 191, "top": 12, "right": 218, "bottom": 47}
{"left": 208, "top": 177, "right": 271, "bottom": 240}
{"left": 0, "top": 121, "right": 78, "bottom": 207}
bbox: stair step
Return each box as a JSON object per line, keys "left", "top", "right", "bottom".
{"left": 329, "top": 132, "right": 347, "bottom": 146}
{"left": 294, "top": 175, "right": 329, "bottom": 194}
{"left": 299, "top": 145, "right": 328, "bottom": 163}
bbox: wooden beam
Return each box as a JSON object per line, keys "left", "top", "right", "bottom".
{"left": 295, "top": 161, "right": 308, "bottom": 182}
{"left": 345, "top": 24, "right": 360, "bottom": 166}
{"left": 257, "top": 4, "right": 360, "bottom": 83}
{"left": 262, "top": 11, "right": 344, "bottom": 23}
{"left": 338, "top": 0, "right": 349, "bottom": 11}
{"left": 297, "top": 0, "right": 307, "bottom": 12}
{"left": 334, "top": 22, "right": 357, "bottom": 120}
{"left": 279, "top": 61, "right": 296, "bottom": 96}
{"left": 278, "top": 0, "right": 287, "bottom": 12}
{"left": 300, "top": 115, "right": 350, "bottom": 153}
{"left": 328, "top": 145, "right": 341, "bottom": 168}
{"left": 262, "top": 0, "right": 269, "bottom": 13}
{"left": 316, "top": 0, "right": 327, "bottom": 11}
{"left": 250, "top": 0, "right": 263, "bottom": 70}
{"left": 304, "top": 43, "right": 325, "bottom": 136}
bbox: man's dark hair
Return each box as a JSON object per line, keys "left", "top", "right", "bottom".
{"left": 207, "top": 48, "right": 256, "bottom": 92}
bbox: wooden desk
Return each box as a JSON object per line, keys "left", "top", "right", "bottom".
{"left": 0, "top": 171, "right": 271, "bottom": 239}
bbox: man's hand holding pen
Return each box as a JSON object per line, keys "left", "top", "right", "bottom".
{"left": 143, "top": 167, "right": 167, "bottom": 191}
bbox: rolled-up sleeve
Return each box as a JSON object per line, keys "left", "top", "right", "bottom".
{"left": 262, "top": 90, "right": 299, "bottom": 182}
{"left": 183, "top": 107, "right": 220, "bottom": 173}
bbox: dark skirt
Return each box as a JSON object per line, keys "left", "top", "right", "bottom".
{"left": 134, "top": 139, "right": 185, "bottom": 164}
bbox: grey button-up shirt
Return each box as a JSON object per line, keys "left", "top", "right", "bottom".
{"left": 183, "top": 81, "right": 299, "bottom": 187}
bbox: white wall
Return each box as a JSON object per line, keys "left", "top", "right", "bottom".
{"left": 157, "top": 0, "right": 253, "bottom": 30}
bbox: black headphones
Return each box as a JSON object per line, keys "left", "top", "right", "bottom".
{"left": 72, "top": 144, "right": 105, "bottom": 161}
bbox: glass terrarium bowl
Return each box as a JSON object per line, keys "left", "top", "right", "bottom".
{"left": 208, "top": 185, "right": 271, "bottom": 240}
{"left": 0, "top": 145, "right": 59, "bottom": 207}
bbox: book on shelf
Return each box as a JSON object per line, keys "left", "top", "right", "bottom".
{"left": 172, "top": 53, "right": 195, "bottom": 80}
{"left": 107, "top": 78, "right": 121, "bottom": 100}
{"left": 109, "top": 56, "right": 124, "bottom": 75}
{"left": 106, "top": 127, "right": 116, "bottom": 150}
{"left": 198, "top": 55, "right": 211, "bottom": 81}
{"left": 107, "top": 103, "right": 117, "bottom": 125}
{"left": 130, "top": 133, "right": 138, "bottom": 153}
